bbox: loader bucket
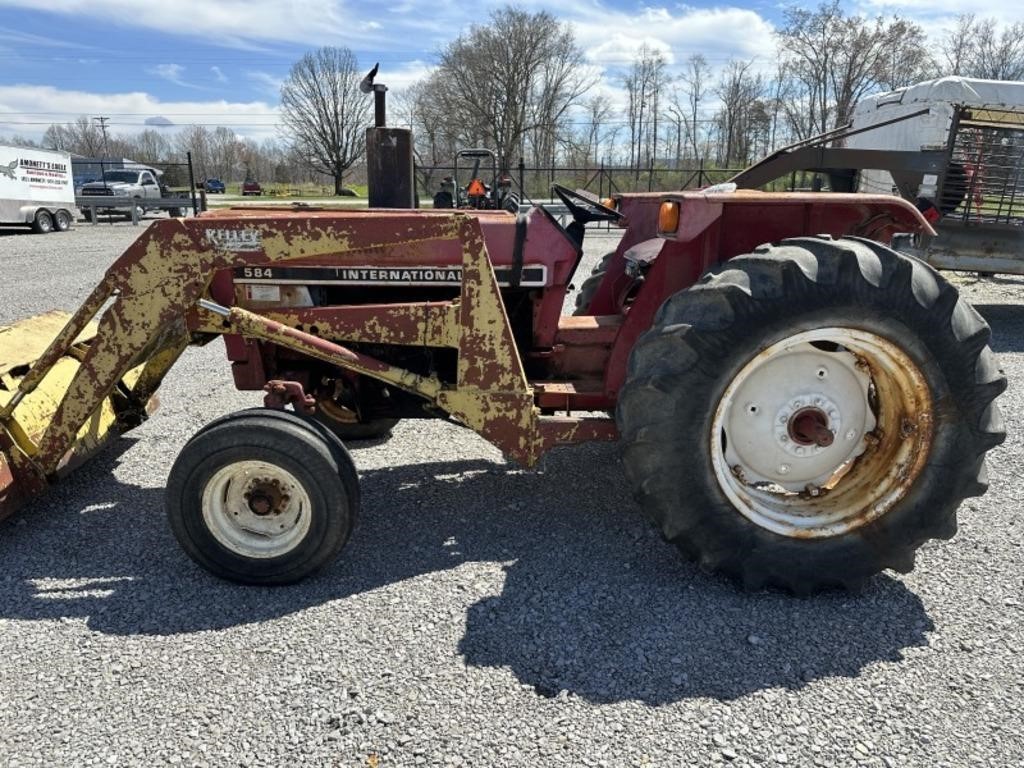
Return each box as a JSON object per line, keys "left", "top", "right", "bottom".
{"left": 0, "top": 311, "right": 151, "bottom": 522}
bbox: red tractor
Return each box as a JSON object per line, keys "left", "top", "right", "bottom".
{"left": 0, "top": 186, "right": 1005, "bottom": 593}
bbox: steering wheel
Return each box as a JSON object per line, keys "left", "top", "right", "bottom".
{"left": 552, "top": 184, "right": 623, "bottom": 224}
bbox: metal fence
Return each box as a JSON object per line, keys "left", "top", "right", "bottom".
{"left": 414, "top": 159, "right": 745, "bottom": 204}
{"left": 70, "top": 153, "right": 200, "bottom": 217}
{"left": 941, "top": 106, "right": 1024, "bottom": 227}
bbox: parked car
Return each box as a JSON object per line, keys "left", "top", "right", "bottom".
{"left": 202, "top": 178, "right": 225, "bottom": 194}
{"left": 241, "top": 179, "right": 262, "bottom": 196}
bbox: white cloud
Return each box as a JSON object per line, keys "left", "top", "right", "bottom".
{"left": 572, "top": 6, "right": 776, "bottom": 68}
{"left": 0, "top": 84, "right": 280, "bottom": 141}
{"left": 210, "top": 65, "right": 228, "bottom": 84}
{"left": 149, "top": 63, "right": 187, "bottom": 85}
{"left": 0, "top": 0, "right": 395, "bottom": 48}
{"left": 247, "top": 71, "right": 285, "bottom": 97}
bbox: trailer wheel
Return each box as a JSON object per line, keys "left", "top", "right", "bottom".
{"left": 310, "top": 399, "right": 398, "bottom": 442}
{"left": 53, "top": 209, "right": 72, "bottom": 231}
{"left": 617, "top": 236, "right": 1006, "bottom": 593}
{"left": 166, "top": 410, "right": 359, "bottom": 585}
{"left": 573, "top": 251, "right": 616, "bottom": 315}
{"left": 31, "top": 210, "right": 54, "bottom": 234}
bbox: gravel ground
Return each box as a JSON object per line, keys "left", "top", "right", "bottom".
{"left": 0, "top": 220, "right": 1022, "bottom": 768}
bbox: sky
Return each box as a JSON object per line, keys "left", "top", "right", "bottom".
{"left": 0, "top": 0, "right": 1019, "bottom": 143}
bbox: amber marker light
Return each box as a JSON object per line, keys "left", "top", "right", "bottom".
{"left": 658, "top": 201, "right": 680, "bottom": 235}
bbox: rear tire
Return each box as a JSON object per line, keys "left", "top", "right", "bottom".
{"left": 617, "top": 236, "right": 1006, "bottom": 593}
{"left": 31, "top": 210, "right": 54, "bottom": 234}
{"left": 53, "top": 209, "right": 72, "bottom": 231}
{"left": 166, "top": 410, "right": 359, "bottom": 585}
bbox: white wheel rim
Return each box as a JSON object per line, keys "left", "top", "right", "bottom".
{"left": 201, "top": 460, "right": 313, "bottom": 558}
{"left": 710, "top": 327, "right": 933, "bottom": 538}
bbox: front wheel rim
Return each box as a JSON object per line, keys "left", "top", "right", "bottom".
{"left": 710, "top": 327, "right": 934, "bottom": 539}
{"left": 201, "top": 460, "right": 313, "bottom": 558}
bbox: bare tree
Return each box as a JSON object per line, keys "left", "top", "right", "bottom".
{"left": 42, "top": 117, "right": 107, "bottom": 157}
{"left": 174, "top": 125, "right": 212, "bottom": 177}
{"left": 126, "top": 130, "right": 171, "bottom": 164}
{"left": 942, "top": 14, "right": 1024, "bottom": 80}
{"left": 280, "top": 46, "right": 369, "bottom": 195}
{"left": 778, "top": 1, "right": 931, "bottom": 136}
{"left": 576, "top": 94, "right": 614, "bottom": 164}
{"left": 714, "top": 60, "right": 765, "bottom": 165}
{"left": 621, "top": 45, "right": 668, "bottom": 170}
{"left": 680, "top": 54, "right": 711, "bottom": 160}
{"left": 428, "top": 6, "right": 592, "bottom": 170}
{"left": 207, "top": 126, "right": 242, "bottom": 181}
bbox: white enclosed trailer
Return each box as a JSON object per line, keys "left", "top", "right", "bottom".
{"left": 0, "top": 145, "right": 77, "bottom": 234}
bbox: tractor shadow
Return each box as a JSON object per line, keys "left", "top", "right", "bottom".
{"left": 0, "top": 438, "right": 932, "bottom": 703}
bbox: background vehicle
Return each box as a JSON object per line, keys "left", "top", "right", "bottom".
{"left": 0, "top": 144, "right": 77, "bottom": 234}
{"left": 727, "top": 76, "right": 1024, "bottom": 274}
{"left": 432, "top": 148, "right": 519, "bottom": 213}
{"left": 202, "top": 178, "right": 226, "bottom": 194}
{"left": 241, "top": 179, "right": 263, "bottom": 196}
{"left": 847, "top": 76, "right": 1024, "bottom": 274}
{"left": 79, "top": 167, "right": 164, "bottom": 220}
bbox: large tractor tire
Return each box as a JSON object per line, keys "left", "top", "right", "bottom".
{"left": 573, "top": 251, "right": 616, "bottom": 315}
{"left": 617, "top": 236, "right": 1006, "bottom": 593}
{"left": 166, "top": 409, "right": 359, "bottom": 585}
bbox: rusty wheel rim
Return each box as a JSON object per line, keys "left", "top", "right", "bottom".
{"left": 201, "top": 460, "right": 312, "bottom": 558}
{"left": 710, "top": 327, "right": 934, "bottom": 539}
{"left": 319, "top": 399, "right": 361, "bottom": 425}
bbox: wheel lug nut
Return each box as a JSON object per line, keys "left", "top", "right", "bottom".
{"left": 846, "top": 429, "right": 857, "bottom": 440}
{"left": 778, "top": 464, "right": 790, "bottom": 475}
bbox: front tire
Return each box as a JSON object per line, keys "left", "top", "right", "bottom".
{"left": 166, "top": 410, "right": 359, "bottom": 585}
{"left": 617, "top": 236, "right": 1006, "bottom": 593}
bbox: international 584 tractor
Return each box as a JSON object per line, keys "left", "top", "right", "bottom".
{"left": 0, "top": 64, "right": 1007, "bottom": 594}
{"left": 0, "top": 181, "right": 1005, "bottom": 594}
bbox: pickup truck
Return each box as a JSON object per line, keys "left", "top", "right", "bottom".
{"left": 79, "top": 168, "right": 168, "bottom": 220}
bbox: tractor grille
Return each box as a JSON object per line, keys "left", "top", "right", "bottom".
{"left": 80, "top": 188, "right": 114, "bottom": 196}
{"left": 939, "top": 106, "right": 1024, "bottom": 226}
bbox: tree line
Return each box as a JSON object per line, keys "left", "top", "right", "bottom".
{"left": 2, "top": 3, "right": 1022, "bottom": 193}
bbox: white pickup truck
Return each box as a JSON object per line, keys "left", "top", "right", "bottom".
{"left": 78, "top": 167, "right": 172, "bottom": 220}
{"left": 0, "top": 144, "right": 77, "bottom": 234}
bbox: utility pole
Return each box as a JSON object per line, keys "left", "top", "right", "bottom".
{"left": 93, "top": 116, "right": 110, "bottom": 158}
{"left": 93, "top": 116, "right": 111, "bottom": 191}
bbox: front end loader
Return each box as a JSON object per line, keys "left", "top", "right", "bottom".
{"left": 0, "top": 188, "right": 1006, "bottom": 593}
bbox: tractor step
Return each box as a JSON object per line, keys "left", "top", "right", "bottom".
{"left": 534, "top": 379, "right": 610, "bottom": 411}
{"left": 554, "top": 314, "right": 622, "bottom": 345}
